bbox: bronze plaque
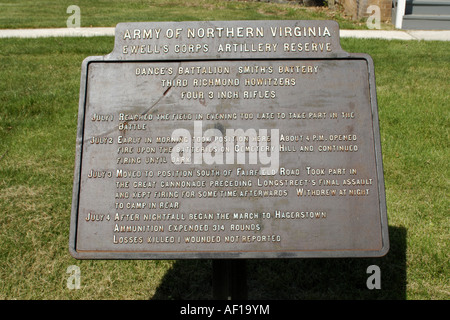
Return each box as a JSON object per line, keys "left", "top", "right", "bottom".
{"left": 69, "top": 20, "right": 389, "bottom": 259}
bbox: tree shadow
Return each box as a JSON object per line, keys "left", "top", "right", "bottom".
{"left": 151, "top": 226, "right": 406, "bottom": 300}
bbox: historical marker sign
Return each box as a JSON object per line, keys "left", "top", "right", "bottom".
{"left": 69, "top": 20, "right": 389, "bottom": 259}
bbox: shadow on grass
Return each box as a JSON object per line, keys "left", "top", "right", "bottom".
{"left": 151, "top": 226, "right": 406, "bottom": 300}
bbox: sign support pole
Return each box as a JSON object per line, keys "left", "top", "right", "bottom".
{"left": 212, "top": 259, "right": 248, "bottom": 300}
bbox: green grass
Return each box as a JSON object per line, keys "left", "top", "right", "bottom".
{"left": 0, "top": 0, "right": 371, "bottom": 30}
{"left": 0, "top": 35, "right": 448, "bottom": 300}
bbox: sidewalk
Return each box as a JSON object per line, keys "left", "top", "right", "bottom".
{"left": 0, "top": 27, "right": 449, "bottom": 41}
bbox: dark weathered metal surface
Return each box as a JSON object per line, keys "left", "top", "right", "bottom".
{"left": 69, "top": 20, "right": 389, "bottom": 259}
